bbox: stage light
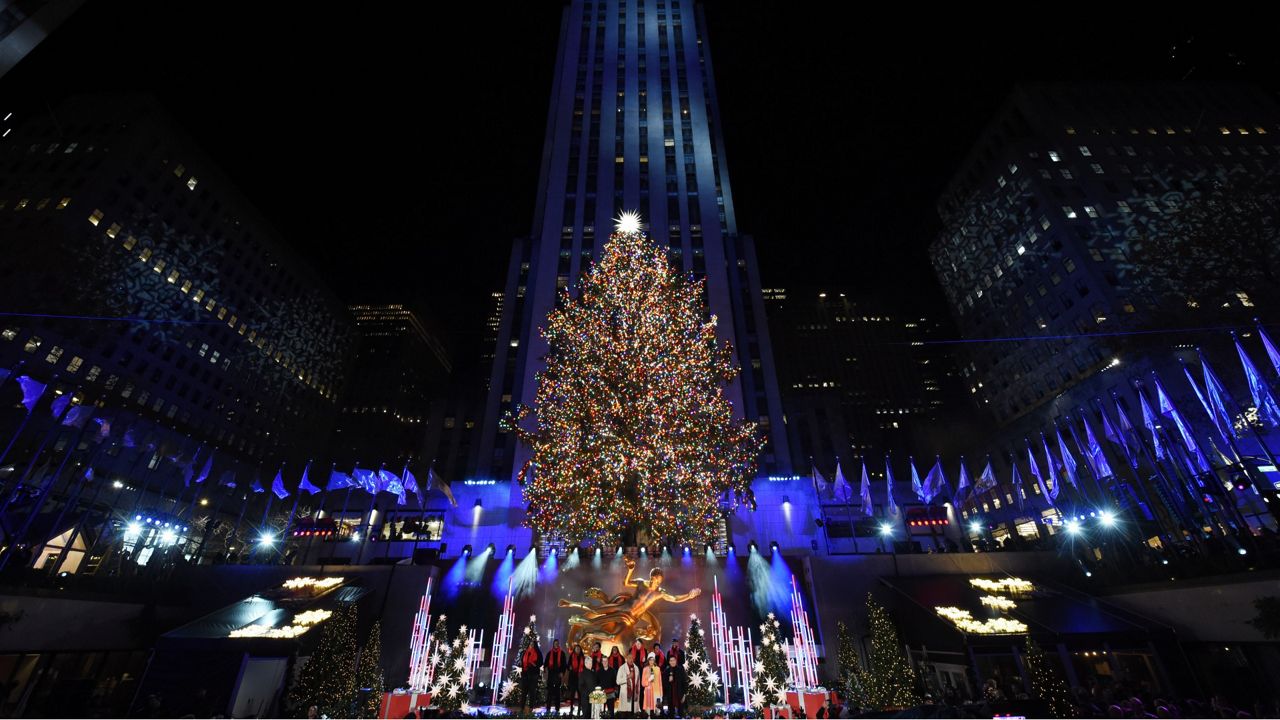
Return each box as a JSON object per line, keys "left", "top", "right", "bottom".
{"left": 1099, "top": 510, "right": 1116, "bottom": 528}
{"left": 1065, "top": 519, "right": 1082, "bottom": 535}
{"left": 507, "top": 545, "right": 516, "bottom": 555}
{"left": 879, "top": 523, "right": 893, "bottom": 536}
{"left": 486, "top": 543, "right": 496, "bottom": 555}
{"left": 748, "top": 541, "right": 758, "bottom": 553}
{"left": 727, "top": 544, "right": 736, "bottom": 554}
{"left": 351, "top": 531, "right": 360, "bottom": 542}
{"left": 594, "top": 546, "right": 602, "bottom": 555}
{"left": 1084, "top": 570, "right": 1093, "bottom": 577}
{"left": 1238, "top": 547, "right": 1248, "bottom": 556}
{"left": 683, "top": 545, "right": 691, "bottom": 554}
{"left": 969, "top": 522, "right": 982, "bottom": 534}
{"left": 640, "top": 546, "right": 647, "bottom": 556}
{"left": 258, "top": 532, "right": 275, "bottom": 547}
{"left": 113, "top": 480, "right": 124, "bottom": 489}
{"left": 160, "top": 529, "right": 177, "bottom": 546}
{"left": 124, "top": 522, "right": 142, "bottom": 539}
{"left": 462, "top": 545, "right": 473, "bottom": 556}
{"left": 769, "top": 541, "right": 779, "bottom": 553}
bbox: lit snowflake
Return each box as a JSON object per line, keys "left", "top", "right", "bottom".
{"left": 500, "top": 679, "right": 518, "bottom": 700}
{"left": 454, "top": 655, "right": 468, "bottom": 670}
{"left": 704, "top": 671, "right": 718, "bottom": 688}
{"left": 429, "top": 682, "right": 443, "bottom": 697}
{"left": 460, "top": 624, "right": 468, "bottom": 633}
{"left": 445, "top": 682, "right": 460, "bottom": 698}
{"left": 759, "top": 624, "right": 769, "bottom": 634}
{"left": 762, "top": 637, "right": 772, "bottom": 647}
{"left": 767, "top": 612, "right": 776, "bottom": 620}
{"left": 429, "top": 652, "right": 442, "bottom": 667}
{"left": 530, "top": 614, "right": 537, "bottom": 622}
{"left": 688, "top": 673, "right": 703, "bottom": 689}
{"left": 749, "top": 691, "right": 767, "bottom": 709}
{"left": 764, "top": 676, "right": 779, "bottom": 693}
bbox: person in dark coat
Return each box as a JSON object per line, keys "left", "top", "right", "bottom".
{"left": 545, "top": 638, "right": 568, "bottom": 715}
{"left": 577, "top": 655, "right": 599, "bottom": 718}
{"left": 662, "top": 654, "right": 687, "bottom": 718}
{"left": 605, "top": 647, "right": 624, "bottom": 716}
{"left": 667, "top": 639, "right": 685, "bottom": 666}
{"left": 567, "top": 644, "right": 586, "bottom": 715}
{"left": 519, "top": 638, "right": 543, "bottom": 716}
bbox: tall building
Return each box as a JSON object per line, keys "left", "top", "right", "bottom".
{"left": 470, "top": 0, "right": 793, "bottom": 549}
{"left": 764, "top": 287, "right": 973, "bottom": 474}
{"left": 334, "top": 304, "right": 451, "bottom": 463}
{"left": 0, "top": 0, "right": 87, "bottom": 79}
{"left": 931, "top": 83, "right": 1280, "bottom": 428}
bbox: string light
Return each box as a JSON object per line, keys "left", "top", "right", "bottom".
{"left": 935, "top": 606, "right": 1029, "bottom": 634}
{"left": 968, "top": 577, "right": 1034, "bottom": 595}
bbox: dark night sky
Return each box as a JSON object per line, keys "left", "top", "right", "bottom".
{"left": 4, "top": 2, "right": 1276, "bottom": 368}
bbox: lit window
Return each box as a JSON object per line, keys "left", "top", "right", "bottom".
{"left": 1083, "top": 206, "right": 1098, "bottom": 218}
{"left": 56, "top": 197, "right": 70, "bottom": 210}
{"left": 1238, "top": 292, "right": 1255, "bottom": 308}
{"left": 1048, "top": 151, "right": 1060, "bottom": 162}
{"left": 1090, "top": 163, "right": 1104, "bottom": 174}
{"left": 139, "top": 248, "right": 152, "bottom": 262}
{"left": 45, "top": 345, "right": 63, "bottom": 364}
{"left": 166, "top": 270, "right": 179, "bottom": 284}
{"left": 105, "top": 223, "right": 122, "bottom": 238}
{"left": 35, "top": 198, "right": 49, "bottom": 210}
{"left": 1078, "top": 146, "right": 1091, "bottom": 157}
{"left": 615, "top": 156, "right": 624, "bottom": 163}
{"left": 67, "top": 356, "right": 83, "bottom": 373}
{"left": 180, "top": 280, "right": 192, "bottom": 294}
{"left": 173, "top": 163, "right": 185, "bottom": 177}
{"left": 0, "top": 328, "right": 14, "bottom": 341}
{"left": 23, "top": 336, "right": 41, "bottom": 353}
{"left": 123, "top": 235, "right": 137, "bottom": 250}
{"left": 14, "top": 198, "right": 29, "bottom": 210}
{"left": 217, "top": 307, "right": 227, "bottom": 320}
{"left": 187, "top": 177, "right": 198, "bottom": 190}
{"left": 86, "top": 365, "right": 101, "bottom": 382}
{"left": 88, "top": 209, "right": 103, "bottom": 226}
{"left": 1116, "top": 201, "right": 1131, "bottom": 213}
{"left": 153, "top": 259, "right": 166, "bottom": 273}
{"left": 205, "top": 297, "right": 216, "bottom": 311}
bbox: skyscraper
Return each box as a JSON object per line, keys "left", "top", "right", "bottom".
{"left": 466, "top": 0, "right": 795, "bottom": 551}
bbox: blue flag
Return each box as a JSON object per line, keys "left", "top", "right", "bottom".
{"left": 1081, "top": 411, "right": 1114, "bottom": 479}
{"left": 976, "top": 457, "right": 997, "bottom": 493}
{"left": 50, "top": 393, "right": 71, "bottom": 419}
{"left": 1010, "top": 462, "right": 1026, "bottom": 510}
{"left": 885, "top": 457, "right": 898, "bottom": 515}
{"left": 921, "top": 456, "right": 945, "bottom": 505}
{"left": 403, "top": 466, "right": 422, "bottom": 505}
{"left": 1027, "top": 438, "right": 1052, "bottom": 504}
{"left": 909, "top": 456, "right": 924, "bottom": 502}
{"left": 327, "top": 468, "right": 354, "bottom": 491}
{"left": 834, "top": 462, "right": 854, "bottom": 504}
{"left": 62, "top": 404, "right": 94, "bottom": 429}
{"left": 379, "top": 467, "right": 406, "bottom": 506}
{"left": 1140, "top": 389, "right": 1164, "bottom": 460}
{"left": 17, "top": 376, "right": 46, "bottom": 414}
{"left": 218, "top": 470, "right": 237, "bottom": 488}
{"left": 1259, "top": 323, "right": 1280, "bottom": 381}
{"left": 1235, "top": 335, "right": 1280, "bottom": 427}
{"left": 250, "top": 475, "right": 265, "bottom": 494}
{"left": 954, "top": 458, "right": 971, "bottom": 506}
{"left": 195, "top": 452, "right": 214, "bottom": 484}
{"left": 298, "top": 462, "right": 321, "bottom": 494}
{"left": 1040, "top": 433, "right": 1061, "bottom": 501}
{"left": 271, "top": 469, "right": 290, "bottom": 499}
{"left": 1155, "top": 374, "right": 1210, "bottom": 473}
{"left": 1104, "top": 398, "right": 1140, "bottom": 469}
{"left": 1056, "top": 426, "right": 1079, "bottom": 488}
{"left": 352, "top": 466, "right": 378, "bottom": 494}
{"left": 859, "top": 462, "right": 873, "bottom": 516}
{"left": 1201, "top": 352, "right": 1238, "bottom": 442}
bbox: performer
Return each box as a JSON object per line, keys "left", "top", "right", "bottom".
{"left": 604, "top": 647, "right": 623, "bottom": 715}
{"left": 519, "top": 637, "right": 543, "bottom": 716}
{"left": 545, "top": 638, "right": 568, "bottom": 715}
{"left": 662, "top": 654, "right": 687, "bottom": 718}
{"left": 667, "top": 638, "right": 685, "bottom": 666}
{"left": 629, "top": 638, "right": 647, "bottom": 666}
{"left": 641, "top": 654, "right": 663, "bottom": 718}
{"left": 567, "top": 643, "right": 586, "bottom": 716}
{"left": 616, "top": 654, "right": 641, "bottom": 718}
{"left": 650, "top": 641, "right": 665, "bottom": 669}
{"left": 577, "top": 656, "right": 598, "bottom": 718}
{"left": 589, "top": 640, "right": 605, "bottom": 672}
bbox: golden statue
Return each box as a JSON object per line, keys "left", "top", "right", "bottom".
{"left": 559, "top": 556, "right": 702, "bottom": 652}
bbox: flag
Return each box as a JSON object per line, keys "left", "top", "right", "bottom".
{"left": 61, "top": 404, "right": 94, "bottom": 429}
{"left": 920, "top": 456, "right": 945, "bottom": 505}
{"left": 379, "top": 467, "right": 406, "bottom": 506}
{"left": 195, "top": 452, "right": 214, "bottom": 484}
{"left": 272, "top": 469, "right": 290, "bottom": 499}
{"left": 810, "top": 463, "right": 827, "bottom": 493}
{"left": 428, "top": 467, "right": 457, "bottom": 507}
{"left": 218, "top": 469, "right": 237, "bottom": 488}
{"left": 885, "top": 457, "right": 898, "bottom": 515}
{"left": 1155, "top": 374, "right": 1210, "bottom": 473}
{"left": 1235, "top": 334, "right": 1280, "bottom": 427}
{"left": 859, "top": 462, "right": 872, "bottom": 516}
{"left": 327, "top": 468, "right": 355, "bottom": 491}
{"left": 976, "top": 457, "right": 997, "bottom": 493}
{"left": 352, "top": 466, "right": 378, "bottom": 494}
{"left": 182, "top": 459, "right": 195, "bottom": 487}
{"left": 122, "top": 427, "right": 137, "bottom": 449}
{"left": 954, "top": 458, "right": 971, "bottom": 506}
{"left": 1139, "top": 389, "right": 1164, "bottom": 460}
{"left": 1259, "top": 323, "right": 1280, "bottom": 381}
{"left": 1027, "top": 438, "right": 1052, "bottom": 504}
{"left": 49, "top": 393, "right": 71, "bottom": 419}
{"left": 834, "top": 462, "right": 854, "bottom": 503}
{"left": 1010, "top": 462, "right": 1026, "bottom": 510}
{"left": 1103, "top": 398, "right": 1139, "bottom": 469}
{"left": 17, "top": 376, "right": 45, "bottom": 414}
{"left": 298, "top": 462, "right": 321, "bottom": 494}
{"left": 1040, "top": 433, "right": 1062, "bottom": 501}
{"left": 1201, "top": 352, "right": 1238, "bottom": 442}
{"left": 403, "top": 466, "right": 422, "bottom": 505}
{"left": 0, "top": 367, "right": 9, "bottom": 384}
{"left": 1056, "top": 426, "right": 1079, "bottom": 488}
{"left": 250, "top": 475, "right": 265, "bottom": 494}
{"left": 92, "top": 417, "right": 111, "bottom": 443}
{"left": 1081, "top": 411, "right": 1114, "bottom": 479}
{"left": 909, "top": 456, "right": 924, "bottom": 502}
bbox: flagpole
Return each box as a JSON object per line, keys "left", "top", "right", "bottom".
{"left": 406, "top": 460, "right": 422, "bottom": 562}
{"left": 1138, "top": 379, "right": 1223, "bottom": 535}
{"left": 1207, "top": 341, "right": 1280, "bottom": 524}
{"left": 1121, "top": 387, "right": 1209, "bottom": 550}
{"left": 45, "top": 439, "right": 114, "bottom": 575}
{"left": 82, "top": 437, "right": 159, "bottom": 569}
{"left": 1094, "top": 398, "right": 1172, "bottom": 543}
{"left": 192, "top": 483, "right": 233, "bottom": 565}
{"left": 356, "top": 488, "right": 378, "bottom": 565}
{"left": 0, "top": 365, "right": 41, "bottom": 471}
{"left": 0, "top": 392, "right": 72, "bottom": 515}
{"left": 280, "top": 461, "right": 308, "bottom": 566}
{"left": 302, "top": 462, "right": 335, "bottom": 564}
{"left": 228, "top": 485, "right": 251, "bottom": 564}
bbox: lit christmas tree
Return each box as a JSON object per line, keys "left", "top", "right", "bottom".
{"left": 864, "top": 595, "right": 921, "bottom": 709}
{"left": 502, "top": 615, "right": 543, "bottom": 709}
{"left": 1023, "top": 636, "right": 1077, "bottom": 718}
{"left": 289, "top": 604, "right": 357, "bottom": 718}
{"left": 683, "top": 614, "right": 719, "bottom": 710}
{"left": 835, "top": 621, "right": 870, "bottom": 711}
{"left": 431, "top": 621, "right": 472, "bottom": 713}
{"left": 354, "top": 621, "right": 384, "bottom": 719}
{"left": 505, "top": 211, "right": 763, "bottom": 546}
{"left": 749, "top": 612, "right": 789, "bottom": 712}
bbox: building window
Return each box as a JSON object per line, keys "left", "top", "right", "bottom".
{"left": 1048, "top": 151, "right": 1060, "bottom": 162}
{"left": 23, "top": 336, "right": 41, "bottom": 353}
{"left": 1084, "top": 206, "right": 1098, "bottom": 218}
{"left": 45, "top": 346, "right": 63, "bottom": 364}
{"left": 1062, "top": 206, "right": 1077, "bottom": 219}
{"left": 67, "top": 356, "right": 83, "bottom": 373}
{"left": 1116, "top": 201, "right": 1131, "bottom": 213}
{"left": 88, "top": 209, "right": 104, "bottom": 226}
{"left": 187, "top": 177, "right": 198, "bottom": 190}
{"left": 123, "top": 235, "right": 137, "bottom": 250}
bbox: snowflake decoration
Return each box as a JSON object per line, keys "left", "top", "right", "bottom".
{"left": 500, "top": 679, "right": 518, "bottom": 700}
{"left": 767, "top": 612, "right": 776, "bottom": 620}
{"left": 453, "top": 637, "right": 464, "bottom": 648}
{"left": 454, "top": 655, "right": 468, "bottom": 670}
{"left": 704, "top": 671, "right": 718, "bottom": 688}
{"left": 429, "top": 651, "right": 442, "bottom": 667}
{"left": 530, "top": 614, "right": 537, "bottom": 622}
{"left": 749, "top": 691, "right": 767, "bottom": 709}
{"left": 759, "top": 624, "right": 769, "bottom": 634}
{"left": 762, "top": 637, "right": 772, "bottom": 647}
{"left": 429, "top": 682, "right": 443, "bottom": 697}
{"left": 688, "top": 673, "right": 703, "bottom": 689}
{"left": 459, "top": 624, "right": 468, "bottom": 633}
{"left": 524, "top": 626, "right": 532, "bottom": 635}
{"left": 764, "top": 676, "right": 779, "bottom": 693}
{"left": 445, "top": 682, "right": 460, "bottom": 698}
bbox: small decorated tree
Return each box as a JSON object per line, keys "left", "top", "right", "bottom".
{"left": 289, "top": 604, "right": 358, "bottom": 718}
{"left": 684, "top": 615, "right": 719, "bottom": 710}
{"left": 503, "top": 615, "right": 543, "bottom": 708}
{"left": 1024, "top": 636, "right": 1076, "bottom": 718}
{"left": 749, "top": 612, "right": 789, "bottom": 713}
{"left": 354, "top": 621, "right": 384, "bottom": 718}
{"left": 865, "top": 594, "right": 920, "bottom": 709}
{"left": 836, "top": 621, "right": 869, "bottom": 711}
{"left": 430, "top": 619, "right": 471, "bottom": 713}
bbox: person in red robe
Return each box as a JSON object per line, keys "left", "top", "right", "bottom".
{"left": 519, "top": 639, "right": 543, "bottom": 715}
{"left": 650, "top": 642, "right": 666, "bottom": 669}
{"left": 545, "top": 638, "right": 568, "bottom": 715}
{"left": 605, "top": 647, "right": 624, "bottom": 715}
{"left": 667, "top": 638, "right": 685, "bottom": 666}
{"left": 628, "top": 638, "right": 647, "bottom": 666}
{"left": 567, "top": 644, "right": 586, "bottom": 716}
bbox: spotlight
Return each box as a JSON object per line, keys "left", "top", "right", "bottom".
{"left": 486, "top": 543, "right": 496, "bottom": 555}
{"left": 748, "top": 541, "right": 758, "bottom": 553}
{"left": 351, "top": 531, "right": 360, "bottom": 542}
{"left": 507, "top": 545, "right": 516, "bottom": 555}
{"left": 1065, "top": 519, "right": 1082, "bottom": 536}
{"left": 462, "top": 544, "right": 473, "bottom": 556}
{"left": 199, "top": 498, "right": 209, "bottom": 506}
{"left": 124, "top": 522, "right": 142, "bottom": 538}
{"left": 683, "top": 545, "right": 691, "bottom": 554}
{"left": 640, "top": 546, "right": 648, "bottom": 556}
{"left": 160, "top": 529, "right": 177, "bottom": 546}
{"left": 727, "top": 544, "right": 736, "bottom": 554}
{"left": 594, "top": 546, "right": 601, "bottom": 555}
{"left": 113, "top": 480, "right": 124, "bottom": 489}
{"left": 258, "top": 532, "right": 275, "bottom": 547}
{"left": 770, "top": 541, "right": 779, "bottom": 553}
{"left": 1084, "top": 570, "right": 1093, "bottom": 577}
{"left": 969, "top": 522, "right": 982, "bottom": 534}
{"left": 1099, "top": 510, "right": 1116, "bottom": 528}
{"left": 1238, "top": 547, "right": 1248, "bottom": 556}
{"left": 782, "top": 495, "right": 791, "bottom": 508}
{"left": 879, "top": 523, "right": 894, "bottom": 537}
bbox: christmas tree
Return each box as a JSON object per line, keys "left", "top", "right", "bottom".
{"left": 864, "top": 595, "right": 921, "bottom": 709}
{"left": 505, "top": 212, "right": 763, "bottom": 547}
{"left": 684, "top": 615, "right": 719, "bottom": 710}
{"left": 431, "top": 621, "right": 472, "bottom": 713}
{"left": 289, "top": 604, "right": 357, "bottom": 718}
{"left": 1023, "top": 636, "right": 1076, "bottom": 718}
{"left": 835, "top": 621, "right": 869, "bottom": 711}
{"left": 424, "top": 616, "right": 452, "bottom": 701}
{"left": 354, "top": 621, "right": 384, "bottom": 719}
{"left": 749, "top": 612, "right": 789, "bottom": 712}
{"left": 502, "top": 615, "right": 543, "bottom": 709}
